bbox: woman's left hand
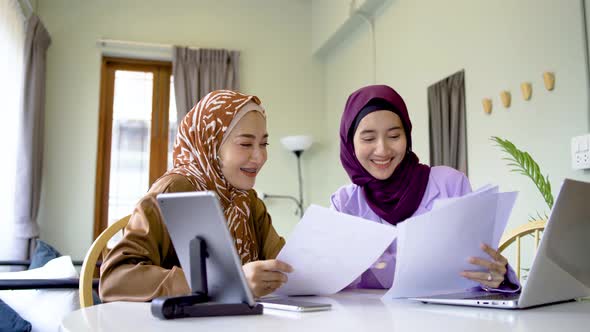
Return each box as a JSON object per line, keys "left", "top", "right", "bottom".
{"left": 461, "top": 243, "right": 508, "bottom": 289}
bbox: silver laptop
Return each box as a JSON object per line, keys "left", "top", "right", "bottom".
{"left": 410, "top": 178, "right": 590, "bottom": 309}
{"left": 157, "top": 191, "right": 256, "bottom": 307}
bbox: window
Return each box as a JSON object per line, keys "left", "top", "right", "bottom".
{"left": 0, "top": 0, "right": 25, "bottom": 258}
{"left": 94, "top": 57, "right": 177, "bottom": 239}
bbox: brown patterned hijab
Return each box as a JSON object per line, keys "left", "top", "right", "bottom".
{"left": 164, "top": 90, "right": 266, "bottom": 264}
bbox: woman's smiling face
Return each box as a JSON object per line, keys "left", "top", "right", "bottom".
{"left": 353, "top": 110, "right": 407, "bottom": 180}
{"left": 219, "top": 111, "right": 268, "bottom": 190}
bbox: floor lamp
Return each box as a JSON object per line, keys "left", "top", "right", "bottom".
{"left": 259, "top": 135, "right": 312, "bottom": 218}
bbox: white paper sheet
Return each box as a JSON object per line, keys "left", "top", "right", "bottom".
{"left": 491, "top": 192, "right": 518, "bottom": 247}
{"left": 382, "top": 188, "right": 518, "bottom": 300}
{"left": 431, "top": 184, "right": 499, "bottom": 210}
{"left": 432, "top": 186, "right": 517, "bottom": 249}
{"left": 274, "top": 204, "right": 397, "bottom": 296}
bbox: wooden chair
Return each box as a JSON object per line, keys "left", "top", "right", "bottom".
{"left": 498, "top": 219, "right": 546, "bottom": 280}
{"left": 79, "top": 215, "right": 130, "bottom": 308}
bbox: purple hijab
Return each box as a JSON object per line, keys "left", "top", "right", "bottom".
{"left": 340, "top": 85, "right": 431, "bottom": 225}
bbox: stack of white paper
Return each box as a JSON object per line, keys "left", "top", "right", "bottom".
{"left": 274, "top": 205, "right": 398, "bottom": 296}
{"left": 383, "top": 186, "right": 517, "bottom": 300}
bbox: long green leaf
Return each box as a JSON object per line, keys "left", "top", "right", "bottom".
{"left": 490, "top": 136, "right": 554, "bottom": 209}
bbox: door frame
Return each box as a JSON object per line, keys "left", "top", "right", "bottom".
{"left": 93, "top": 57, "right": 172, "bottom": 239}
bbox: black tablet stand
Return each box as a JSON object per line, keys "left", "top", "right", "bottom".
{"left": 151, "top": 236, "right": 263, "bottom": 319}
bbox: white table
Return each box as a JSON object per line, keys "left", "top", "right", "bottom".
{"left": 61, "top": 290, "right": 590, "bottom": 332}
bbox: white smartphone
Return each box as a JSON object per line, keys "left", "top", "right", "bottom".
{"left": 257, "top": 298, "right": 332, "bottom": 312}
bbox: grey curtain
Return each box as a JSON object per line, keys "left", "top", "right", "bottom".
{"left": 172, "top": 47, "right": 240, "bottom": 120}
{"left": 428, "top": 70, "right": 467, "bottom": 174}
{"left": 13, "top": 14, "right": 51, "bottom": 259}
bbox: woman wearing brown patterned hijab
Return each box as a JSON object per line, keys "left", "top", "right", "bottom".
{"left": 100, "top": 90, "right": 292, "bottom": 302}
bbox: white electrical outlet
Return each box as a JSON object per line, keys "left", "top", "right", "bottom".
{"left": 571, "top": 134, "right": 590, "bottom": 170}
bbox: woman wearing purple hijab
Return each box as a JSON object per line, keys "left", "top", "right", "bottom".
{"left": 331, "top": 84, "right": 520, "bottom": 292}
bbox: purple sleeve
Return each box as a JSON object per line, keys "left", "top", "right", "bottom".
{"left": 457, "top": 171, "right": 472, "bottom": 196}
{"left": 484, "top": 264, "right": 521, "bottom": 293}
{"left": 329, "top": 192, "right": 341, "bottom": 211}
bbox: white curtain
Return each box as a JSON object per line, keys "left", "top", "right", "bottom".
{"left": 0, "top": 0, "right": 26, "bottom": 261}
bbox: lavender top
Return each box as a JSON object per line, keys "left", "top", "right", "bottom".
{"left": 331, "top": 166, "right": 520, "bottom": 292}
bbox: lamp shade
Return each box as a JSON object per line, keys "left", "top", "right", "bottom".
{"left": 280, "top": 135, "right": 313, "bottom": 152}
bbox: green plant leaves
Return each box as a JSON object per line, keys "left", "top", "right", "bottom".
{"left": 490, "top": 136, "right": 554, "bottom": 210}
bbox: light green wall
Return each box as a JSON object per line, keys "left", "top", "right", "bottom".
{"left": 312, "top": 0, "right": 358, "bottom": 54}
{"left": 312, "top": 0, "right": 590, "bottom": 244}
{"left": 37, "top": 0, "right": 323, "bottom": 258}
